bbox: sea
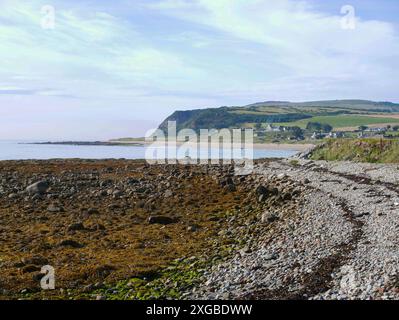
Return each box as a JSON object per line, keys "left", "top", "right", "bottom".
{"left": 0, "top": 140, "right": 298, "bottom": 161}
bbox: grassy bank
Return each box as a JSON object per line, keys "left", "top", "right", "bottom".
{"left": 311, "top": 138, "right": 399, "bottom": 163}
{"left": 276, "top": 115, "right": 399, "bottom": 129}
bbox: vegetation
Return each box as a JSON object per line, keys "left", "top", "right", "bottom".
{"left": 158, "top": 100, "right": 399, "bottom": 133}
{"left": 311, "top": 138, "right": 399, "bottom": 163}
{"left": 306, "top": 122, "right": 333, "bottom": 132}
{"left": 276, "top": 115, "right": 399, "bottom": 129}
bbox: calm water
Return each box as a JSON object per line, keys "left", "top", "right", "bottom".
{"left": 0, "top": 140, "right": 298, "bottom": 160}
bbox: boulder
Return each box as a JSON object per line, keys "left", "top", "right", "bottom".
{"left": 26, "top": 181, "right": 49, "bottom": 195}
{"left": 67, "top": 222, "right": 86, "bottom": 232}
{"left": 47, "top": 204, "right": 64, "bottom": 213}
{"left": 59, "top": 239, "right": 84, "bottom": 248}
{"left": 21, "top": 255, "right": 48, "bottom": 266}
{"left": 164, "top": 190, "right": 173, "bottom": 198}
{"left": 261, "top": 212, "right": 280, "bottom": 224}
{"left": 148, "top": 216, "right": 177, "bottom": 225}
{"left": 256, "top": 185, "right": 268, "bottom": 196}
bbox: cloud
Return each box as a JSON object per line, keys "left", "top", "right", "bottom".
{"left": 0, "top": 88, "right": 36, "bottom": 95}
{"left": 1, "top": 0, "right": 399, "bottom": 140}
{"left": 148, "top": 0, "right": 399, "bottom": 95}
{"left": 0, "top": 0, "right": 200, "bottom": 100}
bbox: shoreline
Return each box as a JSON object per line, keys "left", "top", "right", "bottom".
{"left": 1, "top": 158, "right": 398, "bottom": 300}
{"left": 26, "top": 140, "right": 314, "bottom": 151}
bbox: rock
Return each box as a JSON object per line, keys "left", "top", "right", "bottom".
{"left": 282, "top": 193, "right": 292, "bottom": 201}
{"left": 240, "top": 247, "right": 252, "bottom": 255}
{"left": 187, "top": 224, "right": 200, "bottom": 232}
{"left": 107, "top": 204, "right": 120, "bottom": 210}
{"left": 22, "top": 265, "right": 41, "bottom": 273}
{"left": 148, "top": 216, "right": 177, "bottom": 225}
{"left": 354, "top": 212, "right": 370, "bottom": 218}
{"left": 95, "top": 264, "right": 116, "bottom": 278}
{"left": 264, "top": 253, "right": 279, "bottom": 260}
{"left": 47, "top": 204, "right": 64, "bottom": 213}
{"left": 26, "top": 181, "right": 49, "bottom": 195}
{"left": 258, "top": 194, "right": 267, "bottom": 202}
{"left": 22, "top": 256, "right": 48, "bottom": 266}
{"left": 225, "top": 184, "right": 236, "bottom": 192}
{"left": 67, "top": 222, "right": 86, "bottom": 232}
{"left": 261, "top": 212, "right": 280, "bottom": 224}
{"left": 59, "top": 239, "right": 84, "bottom": 248}
{"left": 256, "top": 185, "right": 268, "bottom": 196}
{"left": 112, "top": 190, "right": 123, "bottom": 198}
{"left": 87, "top": 208, "right": 99, "bottom": 215}
{"left": 126, "top": 178, "right": 139, "bottom": 185}
{"left": 32, "top": 272, "right": 45, "bottom": 281}
{"left": 219, "top": 176, "right": 234, "bottom": 187}
{"left": 164, "top": 190, "right": 174, "bottom": 198}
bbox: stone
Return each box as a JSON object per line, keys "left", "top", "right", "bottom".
{"left": 261, "top": 212, "right": 280, "bottom": 224}
{"left": 87, "top": 208, "right": 99, "bottom": 214}
{"left": 59, "top": 239, "right": 84, "bottom": 248}
{"left": 47, "top": 204, "right": 63, "bottom": 213}
{"left": 67, "top": 223, "right": 86, "bottom": 232}
{"left": 112, "top": 190, "right": 123, "bottom": 198}
{"left": 22, "top": 256, "right": 48, "bottom": 266}
{"left": 164, "top": 190, "right": 173, "bottom": 198}
{"left": 264, "top": 253, "right": 279, "bottom": 261}
{"left": 148, "top": 216, "right": 177, "bottom": 225}
{"left": 258, "top": 194, "right": 267, "bottom": 202}
{"left": 187, "top": 224, "right": 200, "bottom": 232}
{"left": 22, "top": 265, "right": 41, "bottom": 274}
{"left": 225, "top": 184, "right": 236, "bottom": 192}
{"left": 26, "top": 181, "right": 49, "bottom": 195}
{"left": 256, "top": 185, "right": 268, "bottom": 196}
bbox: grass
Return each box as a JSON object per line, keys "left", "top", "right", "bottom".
{"left": 275, "top": 115, "right": 399, "bottom": 129}
{"left": 311, "top": 138, "right": 399, "bottom": 163}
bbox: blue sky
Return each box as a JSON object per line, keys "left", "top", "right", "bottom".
{"left": 1, "top": 0, "right": 398, "bottom": 140}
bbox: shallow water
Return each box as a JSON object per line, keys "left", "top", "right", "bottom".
{"left": 0, "top": 140, "right": 298, "bottom": 160}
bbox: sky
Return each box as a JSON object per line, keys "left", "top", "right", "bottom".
{"left": 0, "top": 0, "right": 398, "bottom": 140}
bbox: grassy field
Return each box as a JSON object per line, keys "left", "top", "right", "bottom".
{"left": 311, "top": 138, "right": 399, "bottom": 163}
{"left": 275, "top": 115, "right": 399, "bottom": 129}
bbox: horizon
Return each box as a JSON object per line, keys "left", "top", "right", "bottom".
{"left": 1, "top": 0, "right": 399, "bottom": 140}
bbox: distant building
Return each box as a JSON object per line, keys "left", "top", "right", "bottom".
{"left": 327, "top": 132, "right": 345, "bottom": 138}
{"left": 265, "top": 124, "right": 283, "bottom": 132}
{"left": 311, "top": 132, "right": 327, "bottom": 139}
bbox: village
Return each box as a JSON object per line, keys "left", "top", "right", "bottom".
{"left": 252, "top": 122, "right": 399, "bottom": 143}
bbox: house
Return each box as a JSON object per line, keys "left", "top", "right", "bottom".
{"left": 265, "top": 124, "right": 283, "bottom": 132}
{"left": 327, "top": 132, "right": 345, "bottom": 138}
{"left": 311, "top": 132, "right": 328, "bottom": 139}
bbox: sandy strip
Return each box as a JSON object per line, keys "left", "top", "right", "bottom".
{"left": 112, "top": 140, "right": 314, "bottom": 151}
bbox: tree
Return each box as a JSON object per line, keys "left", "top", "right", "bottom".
{"left": 306, "top": 122, "right": 332, "bottom": 133}
{"left": 323, "top": 124, "right": 333, "bottom": 133}
{"left": 359, "top": 125, "right": 368, "bottom": 132}
{"left": 288, "top": 126, "right": 304, "bottom": 139}
{"left": 306, "top": 122, "right": 322, "bottom": 131}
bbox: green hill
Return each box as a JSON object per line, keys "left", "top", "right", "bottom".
{"left": 158, "top": 100, "right": 399, "bottom": 132}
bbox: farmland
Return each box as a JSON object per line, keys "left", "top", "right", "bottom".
{"left": 275, "top": 115, "right": 399, "bottom": 129}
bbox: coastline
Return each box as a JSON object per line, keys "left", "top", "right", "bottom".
{"left": 1, "top": 158, "right": 399, "bottom": 300}
{"left": 29, "top": 140, "right": 314, "bottom": 152}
